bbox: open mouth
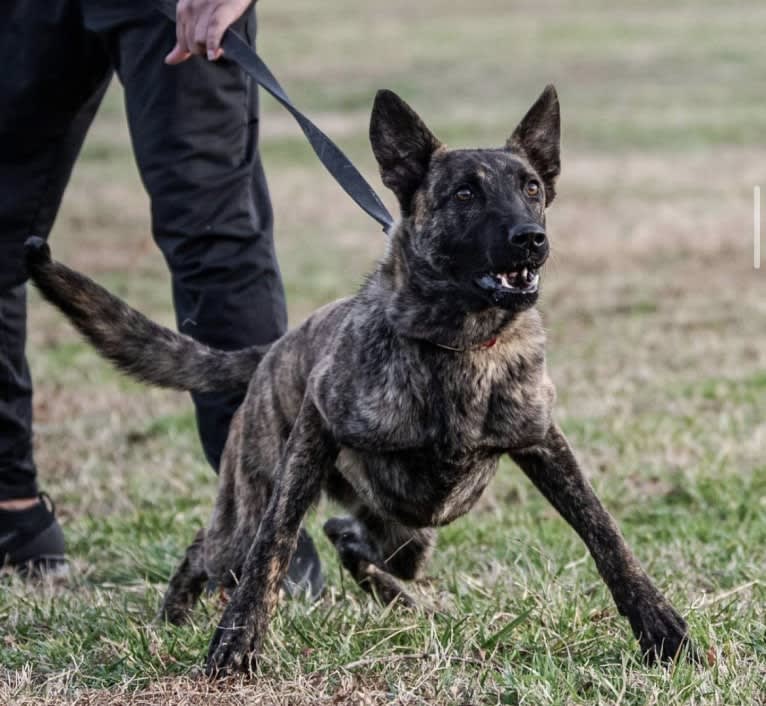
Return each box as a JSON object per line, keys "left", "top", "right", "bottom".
{"left": 475, "top": 266, "right": 541, "bottom": 295}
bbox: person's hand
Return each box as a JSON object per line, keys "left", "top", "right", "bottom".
{"left": 165, "top": 0, "right": 254, "bottom": 64}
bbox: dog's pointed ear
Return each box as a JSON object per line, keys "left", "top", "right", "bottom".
{"left": 370, "top": 90, "right": 442, "bottom": 213}
{"left": 506, "top": 85, "right": 561, "bottom": 204}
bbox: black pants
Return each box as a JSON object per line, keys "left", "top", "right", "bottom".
{"left": 0, "top": 1, "right": 287, "bottom": 500}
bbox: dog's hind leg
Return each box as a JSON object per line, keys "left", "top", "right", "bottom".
{"left": 323, "top": 512, "right": 435, "bottom": 607}
{"left": 159, "top": 528, "right": 208, "bottom": 625}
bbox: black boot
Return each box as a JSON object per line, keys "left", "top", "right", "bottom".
{"left": 282, "top": 526, "right": 324, "bottom": 601}
{"left": 0, "top": 493, "right": 68, "bottom": 578}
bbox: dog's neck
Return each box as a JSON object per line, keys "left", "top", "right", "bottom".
{"left": 376, "top": 226, "right": 522, "bottom": 351}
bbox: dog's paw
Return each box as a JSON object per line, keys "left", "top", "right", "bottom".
{"left": 204, "top": 613, "right": 258, "bottom": 678}
{"left": 323, "top": 516, "right": 381, "bottom": 568}
{"left": 628, "top": 600, "right": 700, "bottom": 666}
{"left": 157, "top": 600, "right": 191, "bottom": 627}
{"left": 324, "top": 516, "right": 417, "bottom": 608}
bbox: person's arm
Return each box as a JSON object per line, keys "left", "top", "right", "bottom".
{"left": 165, "top": 0, "right": 254, "bottom": 64}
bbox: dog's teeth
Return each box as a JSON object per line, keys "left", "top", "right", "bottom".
{"left": 489, "top": 270, "right": 542, "bottom": 291}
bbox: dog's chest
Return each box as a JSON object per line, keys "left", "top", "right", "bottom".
{"left": 320, "top": 343, "right": 553, "bottom": 451}
{"left": 336, "top": 445, "right": 501, "bottom": 526}
{"left": 322, "top": 348, "right": 554, "bottom": 527}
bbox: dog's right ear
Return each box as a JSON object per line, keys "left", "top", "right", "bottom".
{"left": 370, "top": 90, "right": 442, "bottom": 213}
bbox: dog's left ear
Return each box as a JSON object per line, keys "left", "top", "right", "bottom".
{"left": 370, "top": 90, "right": 443, "bottom": 214}
{"left": 506, "top": 85, "right": 561, "bottom": 205}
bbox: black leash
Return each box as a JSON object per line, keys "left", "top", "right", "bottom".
{"left": 155, "top": 0, "right": 394, "bottom": 234}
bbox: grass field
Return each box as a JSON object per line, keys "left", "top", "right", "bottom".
{"left": 2, "top": 1, "right": 765, "bottom": 704}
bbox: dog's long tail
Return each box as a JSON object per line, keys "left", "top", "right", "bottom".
{"left": 24, "top": 237, "right": 267, "bottom": 392}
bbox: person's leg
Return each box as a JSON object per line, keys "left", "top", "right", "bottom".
{"left": 103, "top": 7, "right": 321, "bottom": 596}
{"left": 0, "top": 1, "right": 112, "bottom": 571}
{"left": 0, "top": 286, "right": 35, "bottom": 503}
{"left": 104, "top": 6, "right": 286, "bottom": 470}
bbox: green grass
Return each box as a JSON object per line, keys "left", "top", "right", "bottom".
{"left": 3, "top": 0, "right": 765, "bottom": 703}
{"left": 3, "top": 454, "right": 765, "bottom": 702}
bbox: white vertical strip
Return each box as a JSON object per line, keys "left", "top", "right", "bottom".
{"left": 755, "top": 186, "right": 761, "bottom": 270}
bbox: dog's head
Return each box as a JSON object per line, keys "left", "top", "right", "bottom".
{"left": 370, "top": 86, "right": 560, "bottom": 315}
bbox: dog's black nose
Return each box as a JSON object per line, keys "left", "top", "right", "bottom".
{"left": 508, "top": 223, "right": 547, "bottom": 252}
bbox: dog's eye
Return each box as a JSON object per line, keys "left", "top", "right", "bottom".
{"left": 525, "top": 180, "right": 541, "bottom": 198}
{"left": 454, "top": 186, "right": 474, "bottom": 202}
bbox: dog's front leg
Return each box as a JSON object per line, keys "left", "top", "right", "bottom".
{"left": 205, "top": 400, "right": 337, "bottom": 677}
{"left": 510, "top": 423, "right": 699, "bottom": 665}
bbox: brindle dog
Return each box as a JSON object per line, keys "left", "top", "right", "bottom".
{"left": 25, "top": 85, "right": 699, "bottom": 675}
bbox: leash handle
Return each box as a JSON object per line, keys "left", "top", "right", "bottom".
{"left": 155, "top": 0, "right": 394, "bottom": 234}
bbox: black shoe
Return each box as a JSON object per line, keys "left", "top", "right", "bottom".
{"left": 205, "top": 527, "right": 324, "bottom": 601}
{"left": 282, "top": 527, "right": 324, "bottom": 601}
{"left": 0, "top": 493, "right": 68, "bottom": 578}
